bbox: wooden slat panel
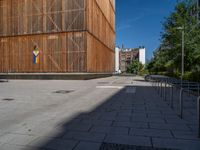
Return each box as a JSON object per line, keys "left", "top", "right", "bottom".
{"left": 0, "top": 0, "right": 115, "bottom": 73}
{"left": 0, "top": 0, "right": 86, "bottom": 37}
{"left": 87, "top": 32, "right": 114, "bottom": 73}
{"left": 87, "top": 0, "right": 115, "bottom": 51}
{"left": 0, "top": 32, "right": 86, "bottom": 73}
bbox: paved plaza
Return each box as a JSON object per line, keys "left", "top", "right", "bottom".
{"left": 0, "top": 76, "right": 199, "bottom": 150}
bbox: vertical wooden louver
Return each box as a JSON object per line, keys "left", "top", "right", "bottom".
{"left": 0, "top": 0, "right": 115, "bottom": 73}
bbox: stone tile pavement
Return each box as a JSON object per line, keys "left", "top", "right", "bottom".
{"left": 0, "top": 76, "right": 199, "bottom": 150}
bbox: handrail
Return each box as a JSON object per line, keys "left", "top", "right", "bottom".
{"left": 148, "top": 75, "right": 200, "bottom": 138}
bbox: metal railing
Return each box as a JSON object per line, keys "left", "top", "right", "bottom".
{"left": 148, "top": 75, "right": 200, "bottom": 138}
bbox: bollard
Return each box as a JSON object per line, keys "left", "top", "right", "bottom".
{"left": 187, "top": 82, "right": 190, "bottom": 96}
{"left": 158, "top": 81, "right": 160, "bottom": 94}
{"left": 170, "top": 85, "right": 174, "bottom": 109}
{"left": 160, "top": 82, "right": 163, "bottom": 97}
{"left": 179, "top": 88, "right": 184, "bottom": 119}
{"left": 164, "top": 80, "right": 167, "bottom": 101}
{"left": 197, "top": 96, "right": 200, "bottom": 138}
{"left": 156, "top": 81, "right": 158, "bottom": 92}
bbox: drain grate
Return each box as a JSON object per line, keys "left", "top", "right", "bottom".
{"left": 53, "top": 90, "right": 74, "bottom": 94}
{"left": 2, "top": 98, "right": 14, "bottom": 101}
{"left": 99, "top": 143, "right": 178, "bottom": 150}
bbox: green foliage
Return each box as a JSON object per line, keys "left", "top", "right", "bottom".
{"left": 126, "top": 60, "right": 144, "bottom": 74}
{"left": 147, "top": 0, "right": 200, "bottom": 81}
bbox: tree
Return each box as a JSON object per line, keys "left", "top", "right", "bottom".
{"left": 147, "top": 0, "right": 200, "bottom": 81}
{"left": 126, "top": 60, "right": 144, "bottom": 74}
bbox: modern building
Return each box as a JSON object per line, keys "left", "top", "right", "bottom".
{"left": 139, "top": 47, "right": 146, "bottom": 65}
{"left": 115, "top": 47, "right": 120, "bottom": 73}
{"left": 0, "top": 0, "right": 115, "bottom": 76}
{"left": 117, "top": 47, "right": 146, "bottom": 73}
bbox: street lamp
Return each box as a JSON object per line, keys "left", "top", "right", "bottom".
{"left": 176, "top": 26, "right": 185, "bottom": 83}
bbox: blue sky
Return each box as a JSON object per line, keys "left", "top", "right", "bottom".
{"left": 116, "top": 0, "right": 177, "bottom": 60}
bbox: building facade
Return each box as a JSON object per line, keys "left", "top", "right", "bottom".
{"left": 0, "top": 0, "right": 115, "bottom": 73}
{"left": 115, "top": 47, "right": 120, "bottom": 73}
{"left": 118, "top": 47, "right": 146, "bottom": 73}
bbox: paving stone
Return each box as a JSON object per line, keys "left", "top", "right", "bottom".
{"left": 145, "top": 111, "right": 162, "bottom": 115}
{"left": 104, "top": 134, "right": 152, "bottom": 147}
{"left": 130, "top": 129, "right": 173, "bottom": 138}
{"left": 80, "top": 120, "right": 112, "bottom": 126}
{"left": 99, "top": 115, "right": 117, "bottom": 121}
{"left": 90, "top": 126, "right": 129, "bottom": 135}
{"left": 74, "top": 141, "right": 101, "bottom": 150}
{"left": 150, "top": 123, "right": 190, "bottom": 131}
{"left": 99, "top": 143, "right": 178, "bottom": 150}
{"left": 165, "top": 118, "right": 189, "bottom": 124}
{"left": 152, "top": 138, "right": 200, "bottom": 150}
{"left": 115, "top": 116, "right": 131, "bottom": 122}
{"left": 117, "top": 112, "right": 133, "bottom": 116}
{"left": 65, "top": 123, "right": 92, "bottom": 132}
{"left": 133, "top": 108, "right": 146, "bottom": 111}
{"left": 63, "top": 131, "right": 105, "bottom": 142}
{"left": 172, "top": 130, "right": 199, "bottom": 140}
{"left": 13, "top": 126, "right": 64, "bottom": 138}
{"left": 131, "top": 117, "right": 166, "bottom": 123}
{"left": 118, "top": 110, "right": 132, "bottom": 114}
{"left": 0, "top": 144, "right": 34, "bottom": 150}
{"left": 6, "top": 134, "right": 37, "bottom": 146}
{"left": 113, "top": 121, "right": 148, "bottom": 128}
{"left": 29, "top": 137, "right": 78, "bottom": 150}
{"left": 0, "top": 133, "right": 18, "bottom": 144}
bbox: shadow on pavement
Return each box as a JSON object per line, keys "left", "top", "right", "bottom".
{"left": 24, "top": 85, "right": 199, "bottom": 150}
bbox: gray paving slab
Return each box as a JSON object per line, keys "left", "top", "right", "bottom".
{"left": 130, "top": 128, "right": 173, "bottom": 138}
{"left": 152, "top": 138, "right": 200, "bottom": 150}
{"left": 65, "top": 123, "right": 92, "bottom": 132}
{"left": 80, "top": 120, "right": 112, "bottom": 126}
{"left": 113, "top": 121, "right": 148, "bottom": 128}
{"left": 0, "top": 76, "right": 199, "bottom": 150}
{"left": 104, "top": 134, "right": 152, "bottom": 147}
{"left": 0, "top": 144, "right": 33, "bottom": 150}
{"left": 28, "top": 137, "right": 78, "bottom": 150}
{"left": 63, "top": 131, "right": 106, "bottom": 142}
{"left": 90, "top": 126, "right": 129, "bottom": 135}
{"left": 149, "top": 123, "right": 191, "bottom": 131}
{"left": 172, "top": 130, "right": 199, "bottom": 140}
{"left": 131, "top": 117, "right": 166, "bottom": 123}
{"left": 74, "top": 141, "right": 101, "bottom": 150}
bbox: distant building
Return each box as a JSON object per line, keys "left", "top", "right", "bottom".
{"left": 115, "top": 47, "right": 120, "bottom": 73}
{"left": 139, "top": 47, "right": 146, "bottom": 65}
{"left": 116, "top": 47, "right": 146, "bottom": 73}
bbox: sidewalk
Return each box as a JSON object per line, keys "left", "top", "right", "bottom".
{"left": 0, "top": 77, "right": 199, "bottom": 150}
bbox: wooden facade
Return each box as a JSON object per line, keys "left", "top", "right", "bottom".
{"left": 0, "top": 0, "right": 115, "bottom": 73}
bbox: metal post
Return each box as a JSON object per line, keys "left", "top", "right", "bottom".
{"left": 164, "top": 80, "right": 167, "bottom": 101}
{"left": 160, "top": 82, "right": 163, "bottom": 97}
{"left": 180, "top": 88, "right": 184, "bottom": 119}
{"left": 181, "top": 29, "right": 184, "bottom": 81}
{"left": 171, "top": 85, "right": 174, "bottom": 109}
{"left": 197, "top": 96, "right": 200, "bottom": 138}
{"left": 187, "top": 82, "right": 190, "bottom": 96}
